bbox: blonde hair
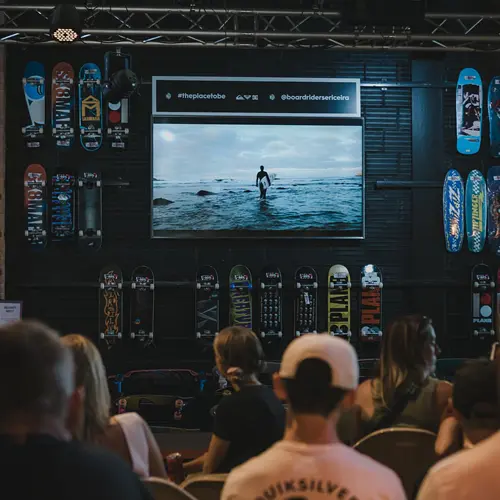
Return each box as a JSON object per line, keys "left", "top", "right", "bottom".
{"left": 61, "top": 334, "right": 111, "bottom": 442}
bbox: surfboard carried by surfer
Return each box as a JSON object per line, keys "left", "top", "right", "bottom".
{"left": 256, "top": 165, "right": 271, "bottom": 200}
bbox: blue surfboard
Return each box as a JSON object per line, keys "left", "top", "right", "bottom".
{"left": 488, "top": 77, "right": 500, "bottom": 158}
{"left": 487, "top": 167, "right": 500, "bottom": 256}
{"left": 22, "top": 61, "right": 45, "bottom": 148}
{"left": 466, "top": 170, "right": 487, "bottom": 253}
{"left": 78, "top": 63, "right": 103, "bottom": 152}
{"left": 443, "top": 169, "right": 465, "bottom": 253}
{"left": 457, "top": 68, "right": 482, "bottom": 155}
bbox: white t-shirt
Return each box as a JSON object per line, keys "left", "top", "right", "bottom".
{"left": 221, "top": 440, "right": 406, "bottom": 500}
{"left": 416, "top": 431, "right": 500, "bottom": 500}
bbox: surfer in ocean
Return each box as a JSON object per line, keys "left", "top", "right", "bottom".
{"left": 256, "top": 165, "right": 272, "bottom": 200}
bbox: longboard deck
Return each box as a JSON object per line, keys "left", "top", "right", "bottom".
{"left": 465, "top": 170, "right": 487, "bottom": 253}
{"left": 471, "top": 264, "right": 495, "bottom": 339}
{"left": 443, "top": 169, "right": 465, "bottom": 253}
{"left": 78, "top": 170, "right": 102, "bottom": 251}
{"left": 487, "top": 166, "right": 500, "bottom": 256}
{"left": 51, "top": 173, "right": 75, "bottom": 241}
{"left": 130, "top": 266, "right": 155, "bottom": 347}
{"left": 259, "top": 267, "right": 283, "bottom": 340}
{"left": 52, "top": 62, "right": 75, "bottom": 148}
{"left": 328, "top": 265, "right": 352, "bottom": 341}
{"left": 196, "top": 266, "right": 220, "bottom": 341}
{"left": 22, "top": 61, "right": 45, "bottom": 149}
{"left": 457, "top": 68, "right": 482, "bottom": 155}
{"left": 79, "top": 63, "right": 103, "bottom": 152}
{"left": 489, "top": 77, "right": 500, "bottom": 158}
{"left": 294, "top": 267, "right": 318, "bottom": 337}
{"left": 229, "top": 265, "right": 253, "bottom": 329}
{"left": 360, "top": 264, "right": 383, "bottom": 341}
{"left": 24, "top": 164, "right": 47, "bottom": 249}
{"left": 99, "top": 266, "right": 123, "bottom": 348}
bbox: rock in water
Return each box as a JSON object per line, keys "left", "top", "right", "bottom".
{"left": 153, "top": 198, "right": 173, "bottom": 206}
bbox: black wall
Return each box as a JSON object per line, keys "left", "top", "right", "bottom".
{"left": 6, "top": 46, "right": 492, "bottom": 371}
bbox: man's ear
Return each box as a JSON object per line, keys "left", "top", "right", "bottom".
{"left": 273, "top": 373, "right": 287, "bottom": 401}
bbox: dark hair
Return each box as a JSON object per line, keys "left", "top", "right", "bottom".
{"left": 453, "top": 359, "right": 499, "bottom": 426}
{"left": 260, "top": 165, "right": 264, "bottom": 170}
{"left": 215, "top": 327, "right": 265, "bottom": 386}
{"left": 283, "top": 358, "right": 347, "bottom": 418}
{"left": 0, "top": 320, "right": 73, "bottom": 422}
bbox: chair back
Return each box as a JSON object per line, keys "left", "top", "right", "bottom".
{"left": 143, "top": 477, "right": 198, "bottom": 500}
{"left": 181, "top": 474, "right": 228, "bottom": 500}
{"left": 354, "top": 427, "right": 438, "bottom": 498}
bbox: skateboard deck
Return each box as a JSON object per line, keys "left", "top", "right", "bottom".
{"left": 99, "top": 266, "right": 123, "bottom": 348}
{"left": 443, "top": 169, "right": 465, "bottom": 253}
{"left": 294, "top": 267, "right": 318, "bottom": 337}
{"left": 22, "top": 61, "right": 45, "bottom": 149}
{"left": 487, "top": 167, "right": 500, "bottom": 256}
{"left": 471, "top": 264, "right": 495, "bottom": 339}
{"left": 360, "top": 264, "right": 383, "bottom": 341}
{"left": 104, "top": 51, "right": 131, "bottom": 149}
{"left": 465, "top": 170, "right": 487, "bottom": 253}
{"left": 327, "top": 265, "right": 352, "bottom": 341}
{"left": 24, "top": 164, "right": 47, "bottom": 249}
{"left": 130, "top": 266, "right": 155, "bottom": 346}
{"left": 52, "top": 62, "right": 75, "bottom": 148}
{"left": 259, "top": 266, "right": 283, "bottom": 340}
{"left": 79, "top": 63, "right": 103, "bottom": 152}
{"left": 196, "top": 266, "right": 220, "bottom": 340}
{"left": 51, "top": 173, "right": 75, "bottom": 241}
{"left": 78, "top": 170, "right": 102, "bottom": 250}
{"left": 496, "top": 269, "right": 500, "bottom": 341}
{"left": 456, "top": 68, "right": 482, "bottom": 155}
{"left": 229, "top": 265, "right": 253, "bottom": 329}
{"left": 488, "top": 77, "right": 500, "bottom": 158}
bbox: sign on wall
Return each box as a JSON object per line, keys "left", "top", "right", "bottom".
{"left": 152, "top": 77, "right": 361, "bottom": 118}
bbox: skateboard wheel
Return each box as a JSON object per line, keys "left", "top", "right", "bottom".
{"left": 100, "top": 333, "right": 105, "bottom": 339}
{"left": 491, "top": 330, "right": 496, "bottom": 336}
{"left": 41, "top": 180, "right": 46, "bottom": 187}
{"left": 491, "top": 282, "right": 496, "bottom": 288}
{"left": 96, "top": 230, "right": 102, "bottom": 236}
{"left": 22, "top": 78, "right": 27, "bottom": 84}
{"left": 130, "top": 332, "right": 135, "bottom": 340}
{"left": 313, "top": 330, "right": 318, "bottom": 334}
{"left": 24, "top": 230, "right": 29, "bottom": 237}
{"left": 69, "top": 78, "right": 74, "bottom": 84}
{"left": 215, "top": 283, "right": 220, "bottom": 290}
{"left": 261, "top": 283, "right": 265, "bottom": 290}
{"left": 24, "top": 181, "right": 28, "bottom": 187}
{"left": 329, "top": 282, "right": 334, "bottom": 289}
{"left": 117, "top": 333, "right": 122, "bottom": 339}
{"left": 474, "top": 282, "right": 479, "bottom": 288}
{"left": 348, "top": 282, "right": 352, "bottom": 288}
{"left": 52, "top": 128, "right": 56, "bottom": 135}
{"left": 473, "top": 330, "right": 478, "bottom": 336}
{"left": 125, "top": 128, "right": 130, "bottom": 134}
{"left": 42, "top": 230, "right": 47, "bottom": 236}
{"left": 196, "top": 283, "right": 201, "bottom": 290}
{"left": 70, "top": 128, "right": 74, "bottom": 134}
{"left": 261, "top": 332, "right": 265, "bottom": 339}
{"left": 150, "top": 284, "right": 155, "bottom": 291}
{"left": 196, "top": 332, "right": 201, "bottom": 339}
{"left": 313, "top": 282, "right": 318, "bottom": 289}
{"left": 78, "top": 180, "right": 83, "bottom": 187}
{"left": 278, "top": 282, "right": 282, "bottom": 289}
{"left": 278, "top": 332, "right": 283, "bottom": 338}
{"left": 96, "top": 180, "right": 102, "bottom": 187}
{"left": 296, "top": 331, "right": 301, "bottom": 337}
{"left": 118, "top": 283, "right": 123, "bottom": 290}
{"left": 296, "top": 283, "right": 301, "bottom": 289}
{"left": 107, "top": 128, "right": 112, "bottom": 135}
{"left": 100, "top": 283, "right": 104, "bottom": 290}
{"left": 131, "top": 283, "right": 136, "bottom": 290}
{"left": 148, "top": 333, "right": 154, "bottom": 339}
{"left": 39, "top": 127, "right": 43, "bottom": 134}
{"left": 78, "top": 230, "right": 83, "bottom": 237}
{"left": 379, "top": 282, "right": 384, "bottom": 289}
{"left": 79, "top": 79, "right": 83, "bottom": 85}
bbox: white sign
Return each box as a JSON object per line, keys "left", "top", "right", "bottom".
{"left": 0, "top": 301, "right": 22, "bottom": 326}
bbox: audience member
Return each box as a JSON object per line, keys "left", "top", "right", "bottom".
{"left": 0, "top": 320, "right": 152, "bottom": 500}
{"left": 222, "top": 334, "right": 406, "bottom": 500}
{"left": 184, "top": 326, "right": 285, "bottom": 474}
{"left": 62, "top": 334, "right": 166, "bottom": 478}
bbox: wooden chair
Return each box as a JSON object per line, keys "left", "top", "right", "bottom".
{"left": 143, "top": 477, "right": 198, "bottom": 500}
{"left": 181, "top": 474, "right": 228, "bottom": 500}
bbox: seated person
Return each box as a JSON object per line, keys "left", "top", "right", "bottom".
{"left": 222, "top": 334, "right": 406, "bottom": 500}
{"left": 62, "top": 334, "right": 166, "bottom": 478}
{"left": 0, "top": 320, "right": 152, "bottom": 500}
{"left": 184, "top": 326, "right": 285, "bottom": 474}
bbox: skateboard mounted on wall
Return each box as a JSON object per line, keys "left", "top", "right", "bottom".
{"left": 443, "top": 169, "right": 465, "bottom": 253}
{"left": 360, "top": 264, "right": 383, "bottom": 341}
{"left": 78, "top": 170, "right": 102, "bottom": 251}
{"left": 130, "top": 265, "right": 155, "bottom": 347}
{"left": 471, "top": 264, "right": 495, "bottom": 339}
{"left": 229, "top": 265, "right": 253, "bottom": 329}
{"left": 456, "top": 67, "right": 482, "bottom": 155}
{"left": 51, "top": 173, "right": 75, "bottom": 242}
{"left": 488, "top": 77, "right": 500, "bottom": 158}
{"left": 79, "top": 63, "right": 103, "bottom": 152}
{"left": 327, "top": 265, "right": 352, "bottom": 341}
{"left": 22, "top": 61, "right": 45, "bottom": 149}
{"left": 24, "top": 164, "right": 47, "bottom": 249}
{"left": 465, "top": 170, "right": 487, "bottom": 254}
{"left": 294, "top": 266, "right": 318, "bottom": 337}
{"left": 99, "top": 266, "right": 123, "bottom": 348}
{"left": 259, "top": 266, "right": 283, "bottom": 341}
{"left": 196, "top": 266, "right": 220, "bottom": 341}
{"left": 487, "top": 167, "right": 500, "bottom": 256}
{"left": 52, "top": 62, "right": 75, "bottom": 148}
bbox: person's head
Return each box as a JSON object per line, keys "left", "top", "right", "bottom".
{"left": 61, "top": 334, "right": 111, "bottom": 442}
{"left": 377, "top": 314, "right": 439, "bottom": 404}
{"left": 0, "top": 320, "right": 76, "bottom": 433}
{"left": 452, "top": 359, "right": 499, "bottom": 435}
{"left": 274, "top": 334, "right": 359, "bottom": 419}
{"left": 214, "top": 327, "right": 265, "bottom": 387}
{"left": 260, "top": 166, "right": 264, "bottom": 171}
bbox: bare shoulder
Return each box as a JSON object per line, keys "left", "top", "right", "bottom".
{"left": 355, "top": 378, "right": 374, "bottom": 404}
{"left": 435, "top": 379, "right": 453, "bottom": 402}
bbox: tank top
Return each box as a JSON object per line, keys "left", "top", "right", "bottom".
{"left": 114, "top": 413, "right": 149, "bottom": 477}
{"left": 368, "top": 377, "right": 442, "bottom": 433}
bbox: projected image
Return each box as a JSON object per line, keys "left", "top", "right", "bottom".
{"left": 152, "top": 122, "right": 363, "bottom": 237}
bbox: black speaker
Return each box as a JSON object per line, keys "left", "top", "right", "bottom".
{"left": 342, "top": 0, "right": 426, "bottom": 28}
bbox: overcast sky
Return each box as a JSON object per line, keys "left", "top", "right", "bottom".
{"left": 153, "top": 123, "right": 362, "bottom": 182}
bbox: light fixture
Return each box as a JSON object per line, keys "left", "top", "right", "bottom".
{"left": 104, "top": 69, "right": 139, "bottom": 104}
{"left": 50, "top": 5, "right": 81, "bottom": 43}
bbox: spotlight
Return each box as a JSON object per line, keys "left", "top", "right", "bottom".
{"left": 50, "top": 5, "right": 81, "bottom": 43}
{"left": 104, "top": 69, "right": 139, "bottom": 104}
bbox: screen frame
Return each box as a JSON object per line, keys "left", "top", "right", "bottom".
{"left": 150, "top": 116, "right": 365, "bottom": 240}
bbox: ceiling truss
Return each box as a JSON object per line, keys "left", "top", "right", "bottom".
{"left": 1, "top": 5, "right": 500, "bottom": 52}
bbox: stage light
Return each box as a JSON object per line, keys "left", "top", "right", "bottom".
{"left": 50, "top": 5, "right": 81, "bottom": 43}
{"left": 104, "top": 69, "right": 139, "bottom": 104}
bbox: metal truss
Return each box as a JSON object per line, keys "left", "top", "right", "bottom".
{"left": 1, "top": 5, "right": 500, "bottom": 52}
